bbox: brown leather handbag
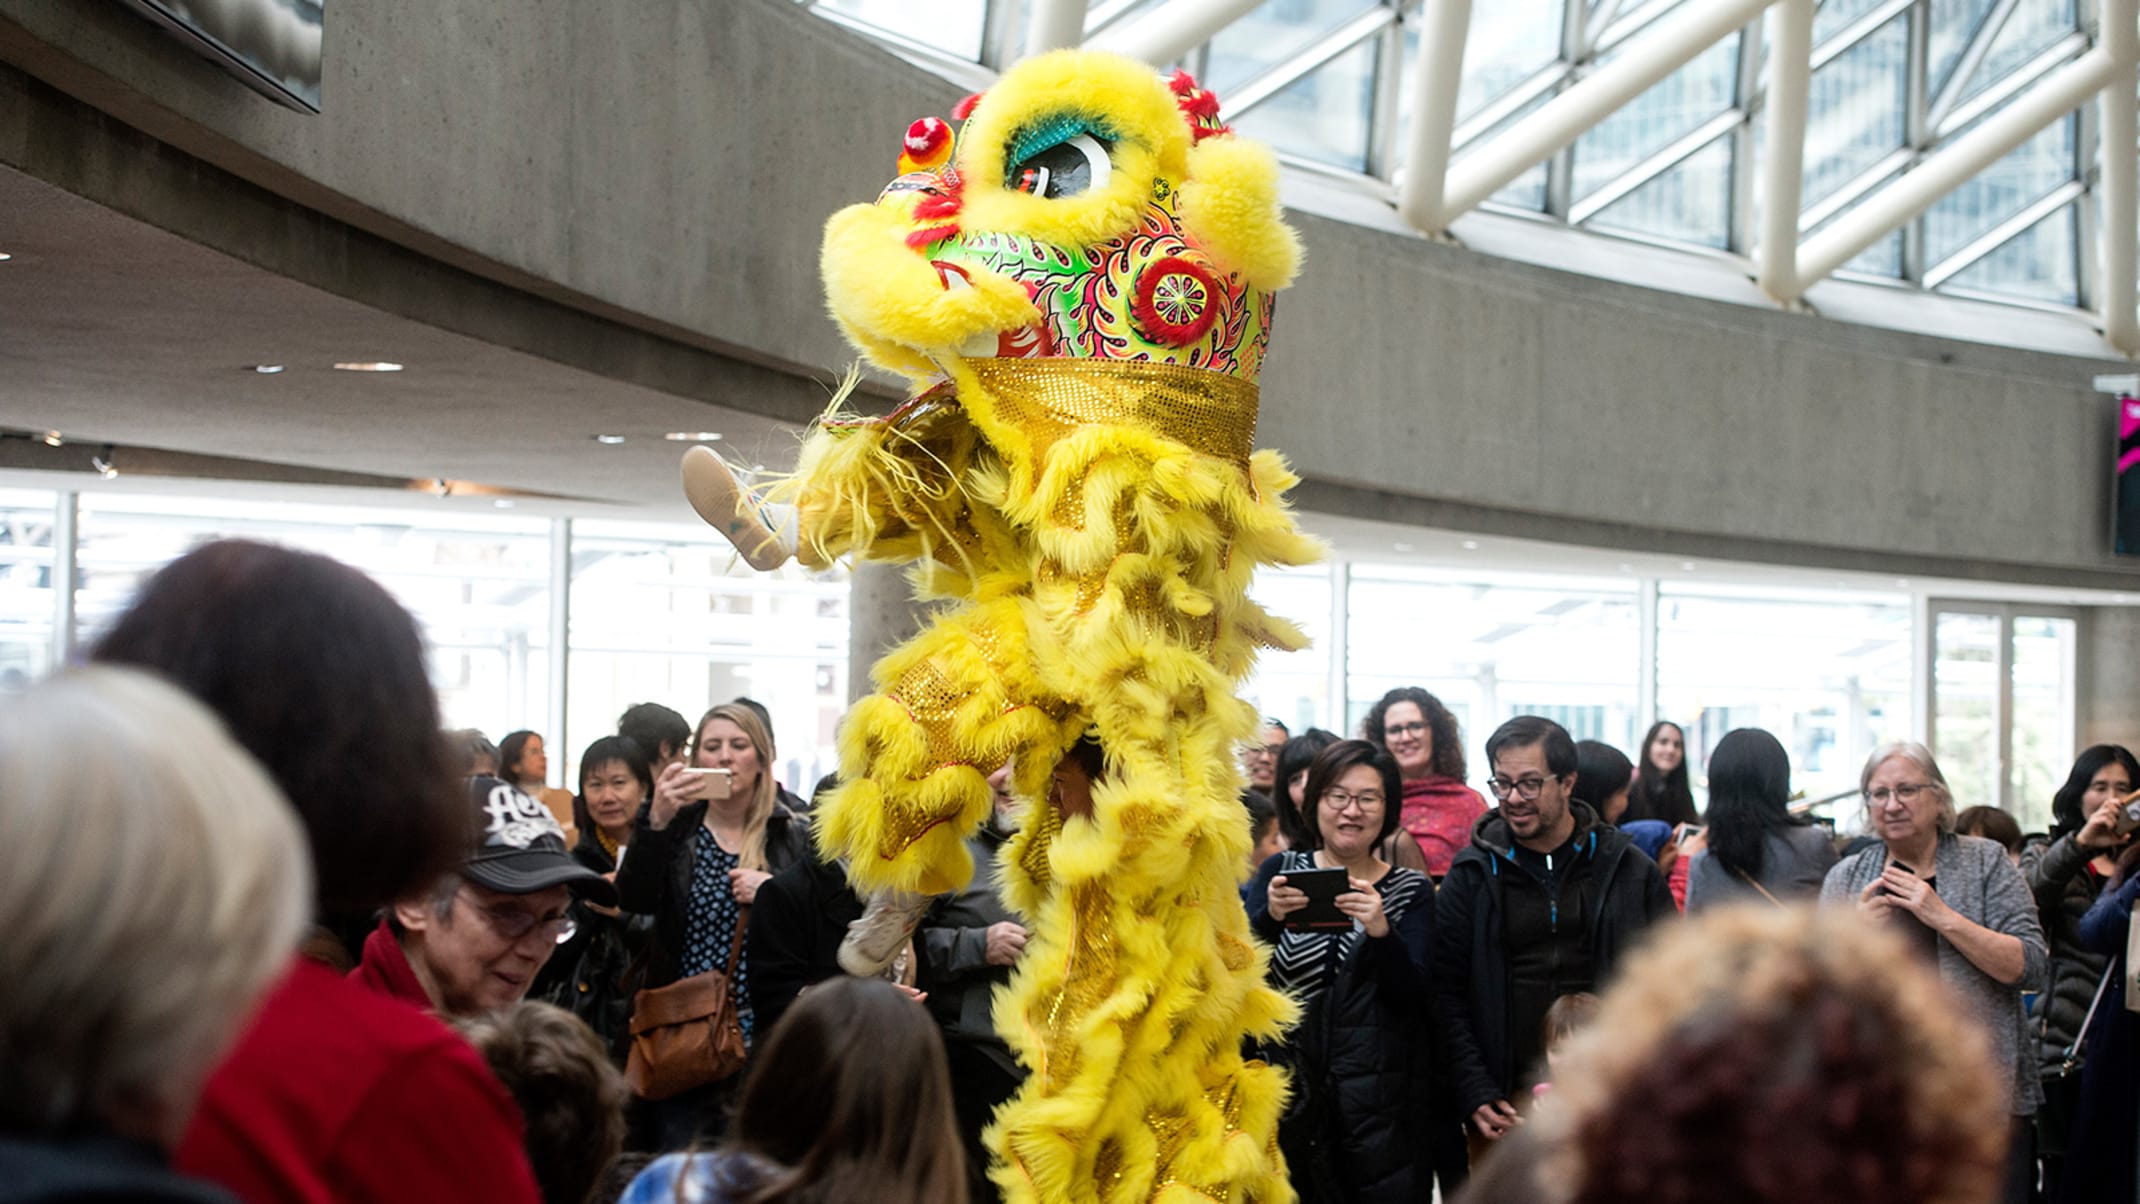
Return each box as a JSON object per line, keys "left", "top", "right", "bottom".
{"left": 624, "top": 905, "right": 750, "bottom": 1100}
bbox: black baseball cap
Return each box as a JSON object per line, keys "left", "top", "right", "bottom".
{"left": 462, "top": 776, "right": 618, "bottom": 907}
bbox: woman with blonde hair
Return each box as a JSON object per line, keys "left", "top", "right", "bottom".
{"left": 0, "top": 667, "right": 310, "bottom": 1196}
{"left": 1821, "top": 740, "right": 2048, "bottom": 1204}
{"left": 1459, "top": 907, "right": 2011, "bottom": 1204}
{"left": 616, "top": 702, "right": 812, "bottom": 1148}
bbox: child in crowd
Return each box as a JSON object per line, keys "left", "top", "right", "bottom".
{"left": 456, "top": 1002, "right": 629, "bottom": 1204}
{"left": 1532, "top": 991, "right": 1601, "bottom": 1103}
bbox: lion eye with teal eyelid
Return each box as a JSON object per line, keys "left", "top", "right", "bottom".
{"left": 1005, "top": 118, "right": 1113, "bottom": 199}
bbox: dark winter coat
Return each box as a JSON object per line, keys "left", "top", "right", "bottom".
{"left": 746, "top": 855, "right": 864, "bottom": 1037}
{"left": 918, "top": 826, "right": 1020, "bottom": 1059}
{"left": 0, "top": 1133, "right": 234, "bottom": 1203}
{"left": 612, "top": 798, "right": 812, "bottom": 990}
{"left": 1248, "top": 854, "right": 1435, "bottom": 1204}
{"left": 2023, "top": 832, "right": 2116, "bottom": 1072}
{"left": 531, "top": 827, "right": 654, "bottom": 1062}
{"left": 1433, "top": 801, "right": 1676, "bottom": 1115}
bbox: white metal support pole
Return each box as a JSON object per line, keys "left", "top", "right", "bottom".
{"left": 1436, "top": 0, "right": 1782, "bottom": 225}
{"left": 1326, "top": 559, "right": 1351, "bottom": 731}
{"left": 2098, "top": 0, "right": 2138, "bottom": 355}
{"left": 548, "top": 517, "right": 571, "bottom": 789}
{"left": 1996, "top": 609, "right": 2016, "bottom": 812}
{"left": 1395, "top": 0, "right": 1475, "bottom": 234}
{"left": 1024, "top": 0, "right": 1090, "bottom": 58}
{"left": 1757, "top": 0, "right": 1815, "bottom": 301}
{"left": 1087, "top": 0, "right": 1265, "bottom": 66}
{"left": 1792, "top": 45, "right": 2121, "bottom": 291}
{"left": 1912, "top": 594, "right": 1934, "bottom": 746}
{"left": 50, "top": 490, "right": 76, "bottom": 668}
{"left": 1636, "top": 576, "right": 1660, "bottom": 737}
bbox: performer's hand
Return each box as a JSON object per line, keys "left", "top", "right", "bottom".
{"left": 728, "top": 867, "right": 771, "bottom": 906}
{"left": 1266, "top": 875, "right": 1308, "bottom": 921}
{"left": 985, "top": 921, "right": 1029, "bottom": 966}
{"left": 1333, "top": 878, "right": 1389, "bottom": 938}
{"left": 650, "top": 761, "right": 694, "bottom": 830}
{"left": 893, "top": 983, "right": 929, "bottom": 1005}
{"left": 1471, "top": 1100, "right": 1520, "bottom": 1140}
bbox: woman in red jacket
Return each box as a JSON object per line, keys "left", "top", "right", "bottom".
{"left": 94, "top": 540, "right": 542, "bottom": 1204}
{"left": 1362, "top": 686, "right": 1484, "bottom": 883}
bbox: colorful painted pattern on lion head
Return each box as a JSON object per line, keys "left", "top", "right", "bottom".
{"left": 819, "top": 50, "right": 1302, "bottom": 395}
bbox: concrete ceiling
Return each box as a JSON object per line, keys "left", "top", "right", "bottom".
{"left": 0, "top": 162, "right": 809, "bottom": 522}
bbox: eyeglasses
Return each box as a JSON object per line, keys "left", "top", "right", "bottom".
{"left": 1864, "top": 782, "right": 1934, "bottom": 806}
{"left": 1384, "top": 722, "right": 1429, "bottom": 738}
{"left": 1486, "top": 776, "right": 1556, "bottom": 801}
{"left": 468, "top": 894, "right": 577, "bottom": 945}
{"left": 1322, "top": 789, "right": 1385, "bottom": 813}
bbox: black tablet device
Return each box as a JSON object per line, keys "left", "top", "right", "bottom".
{"left": 1280, "top": 866, "right": 1354, "bottom": 931}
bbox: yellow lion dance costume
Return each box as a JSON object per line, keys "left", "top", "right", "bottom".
{"left": 684, "top": 50, "right": 1319, "bottom": 1203}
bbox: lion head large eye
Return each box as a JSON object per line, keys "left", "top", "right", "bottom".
{"left": 1007, "top": 132, "right": 1112, "bottom": 199}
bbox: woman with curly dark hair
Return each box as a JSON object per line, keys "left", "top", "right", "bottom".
{"left": 1458, "top": 907, "right": 2009, "bottom": 1204}
{"left": 1362, "top": 687, "right": 1481, "bottom": 881}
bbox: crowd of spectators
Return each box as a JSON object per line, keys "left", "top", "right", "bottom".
{"left": 1, "top": 540, "right": 2131, "bottom": 1204}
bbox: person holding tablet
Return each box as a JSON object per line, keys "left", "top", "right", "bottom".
{"left": 1249, "top": 740, "right": 1435, "bottom": 1204}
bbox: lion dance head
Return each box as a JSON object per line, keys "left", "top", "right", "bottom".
{"left": 819, "top": 50, "right": 1301, "bottom": 403}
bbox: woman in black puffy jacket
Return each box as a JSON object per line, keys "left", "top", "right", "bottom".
{"left": 1249, "top": 740, "right": 1435, "bottom": 1203}
{"left": 2024, "top": 744, "right": 2138, "bottom": 1197}
{"left": 532, "top": 735, "right": 658, "bottom": 1062}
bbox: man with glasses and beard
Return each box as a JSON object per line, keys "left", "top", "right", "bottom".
{"left": 1433, "top": 716, "right": 1675, "bottom": 1163}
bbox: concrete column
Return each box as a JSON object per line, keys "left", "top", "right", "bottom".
{"left": 846, "top": 562, "right": 939, "bottom": 704}
{"left": 2077, "top": 606, "right": 2140, "bottom": 751}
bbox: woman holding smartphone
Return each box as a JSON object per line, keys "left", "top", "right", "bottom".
{"left": 1820, "top": 741, "right": 2047, "bottom": 1204}
{"left": 615, "top": 703, "right": 812, "bottom": 1149}
{"left": 1248, "top": 740, "right": 1434, "bottom": 1204}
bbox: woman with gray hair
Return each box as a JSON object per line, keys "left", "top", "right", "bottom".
{"left": 0, "top": 667, "right": 310, "bottom": 1198}
{"left": 1820, "top": 740, "right": 2049, "bottom": 1204}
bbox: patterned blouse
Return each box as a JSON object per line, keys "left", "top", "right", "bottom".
{"left": 678, "top": 828, "right": 754, "bottom": 1043}
{"left": 1264, "top": 849, "right": 1430, "bottom": 1003}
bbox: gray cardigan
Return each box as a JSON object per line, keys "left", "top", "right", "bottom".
{"left": 1820, "top": 831, "right": 2049, "bottom": 1114}
{"left": 1685, "top": 824, "right": 1837, "bottom": 912}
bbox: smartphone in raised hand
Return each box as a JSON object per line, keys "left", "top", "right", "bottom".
{"left": 683, "top": 767, "right": 734, "bottom": 801}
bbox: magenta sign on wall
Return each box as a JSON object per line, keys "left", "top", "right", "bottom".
{"left": 2118, "top": 397, "right": 2140, "bottom": 556}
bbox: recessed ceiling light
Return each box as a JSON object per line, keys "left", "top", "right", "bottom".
{"left": 592, "top": 434, "right": 627, "bottom": 445}
{"left": 249, "top": 364, "right": 285, "bottom": 374}
{"left": 1679, "top": 561, "right": 1696, "bottom": 571}
{"left": 663, "top": 431, "right": 723, "bottom": 442}
{"left": 41, "top": 430, "right": 62, "bottom": 448}
{"left": 493, "top": 499, "right": 515, "bottom": 508}
{"left": 332, "top": 361, "right": 403, "bottom": 372}
{"left": 0, "top": 252, "right": 14, "bottom": 262}
{"left": 1459, "top": 539, "right": 1479, "bottom": 551}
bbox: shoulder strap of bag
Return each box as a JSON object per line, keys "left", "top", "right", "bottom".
{"left": 1731, "top": 864, "right": 1785, "bottom": 907}
{"left": 2062, "top": 960, "right": 2117, "bottom": 1068}
{"left": 725, "top": 902, "right": 752, "bottom": 973}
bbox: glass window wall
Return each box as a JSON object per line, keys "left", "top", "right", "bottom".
{"left": 0, "top": 488, "right": 56, "bottom": 690}
{"left": 1657, "top": 587, "right": 1912, "bottom": 818}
